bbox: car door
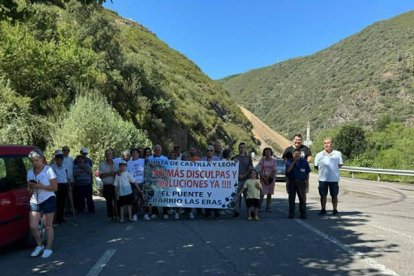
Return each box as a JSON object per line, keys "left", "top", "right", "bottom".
{"left": 0, "top": 155, "right": 31, "bottom": 246}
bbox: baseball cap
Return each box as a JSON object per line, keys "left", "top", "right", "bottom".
{"left": 54, "top": 150, "right": 64, "bottom": 156}
{"left": 119, "top": 160, "right": 128, "bottom": 166}
{"left": 80, "top": 147, "right": 89, "bottom": 154}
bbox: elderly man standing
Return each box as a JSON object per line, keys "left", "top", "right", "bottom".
{"left": 314, "top": 138, "right": 343, "bottom": 216}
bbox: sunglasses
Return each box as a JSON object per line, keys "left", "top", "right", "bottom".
{"left": 207, "top": 149, "right": 214, "bottom": 152}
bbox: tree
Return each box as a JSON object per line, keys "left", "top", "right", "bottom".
{"left": 50, "top": 91, "right": 151, "bottom": 164}
{"left": 0, "top": 76, "right": 49, "bottom": 146}
{"left": 335, "top": 124, "right": 367, "bottom": 159}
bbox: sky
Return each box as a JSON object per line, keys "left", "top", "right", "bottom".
{"left": 104, "top": 1, "right": 414, "bottom": 80}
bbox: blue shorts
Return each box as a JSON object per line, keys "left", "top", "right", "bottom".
{"left": 318, "top": 181, "right": 339, "bottom": 198}
{"left": 30, "top": 196, "right": 56, "bottom": 214}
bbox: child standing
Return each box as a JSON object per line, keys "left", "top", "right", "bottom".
{"left": 114, "top": 160, "right": 141, "bottom": 223}
{"left": 242, "top": 169, "right": 262, "bottom": 221}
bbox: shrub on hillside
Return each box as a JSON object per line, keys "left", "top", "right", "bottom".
{"left": 50, "top": 92, "right": 151, "bottom": 164}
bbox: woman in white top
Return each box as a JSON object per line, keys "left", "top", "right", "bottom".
{"left": 27, "top": 150, "right": 57, "bottom": 259}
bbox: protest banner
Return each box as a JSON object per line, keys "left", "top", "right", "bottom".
{"left": 145, "top": 160, "right": 239, "bottom": 209}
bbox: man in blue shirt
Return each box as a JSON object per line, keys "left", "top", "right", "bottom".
{"left": 286, "top": 148, "right": 311, "bottom": 219}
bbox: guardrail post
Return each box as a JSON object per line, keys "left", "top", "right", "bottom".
{"left": 351, "top": 172, "right": 354, "bottom": 179}
{"left": 377, "top": 174, "right": 381, "bottom": 182}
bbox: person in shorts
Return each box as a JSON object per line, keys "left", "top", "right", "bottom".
{"left": 314, "top": 138, "right": 343, "bottom": 216}
{"left": 242, "top": 169, "right": 262, "bottom": 221}
{"left": 114, "top": 160, "right": 141, "bottom": 223}
{"left": 27, "top": 150, "right": 58, "bottom": 259}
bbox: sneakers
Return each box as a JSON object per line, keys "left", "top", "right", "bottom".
{"left": 233, "top": 211, "right": 240, "bottom": 218}
{"left": 143, "top": 214, "right": 151, "bottom": 221}
{"left": 333, "top": 210, "right": 339, "bottom": 216}
{"left": 189, "top": 212, "right": 195, "bottom": 220}
{"left": 31, "top": 245, "right": 44, "bottom": 257}
{"left": 163, "top": 214, "right": 169, "bottom": 220}
{"left": 265, "top": 208, "right": 272, "bottom": 213}
{"left": 41, "top": 249, "right": 53, "bottom": 259}
{"left": 319, "top": 209, "right": 327, "bottom": 216}
{"left": 132, "top": 214, "right": 138, "bottom": 221}
{"left": 254, "top": 216, "right": 260, "bottom": 221}
{"left": 150, "top": 214, "right": 157, "bottom": 219}
{"left": 174, "top": 213, "right": 180, "bottom": 220}
{"left": 247, "top": 216, "right": 252, "bottom": 221}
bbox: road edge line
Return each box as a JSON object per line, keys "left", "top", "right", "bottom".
{"left": 86, "top": 248, "right": 117, "bottom": 276}
{"left": 294, "top": 219, "right": 399, "bottom": 276}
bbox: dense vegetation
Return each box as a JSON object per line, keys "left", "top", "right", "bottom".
{"left": 0, "top": 0, "right": 255, "bottom": 160}
{"left": 220, "top": 11, "right": 414, "bottom": 139}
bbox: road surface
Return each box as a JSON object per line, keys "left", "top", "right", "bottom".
{"left": 1, "top": 175, "right": 413, "bottom": 275}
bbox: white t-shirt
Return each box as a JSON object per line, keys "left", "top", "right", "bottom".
{"left": 114, "top": 171, "right": 136, "bottom": 196}
{"left": 27, "top": 165, "right": 57, "bottom": 204}
{"left": 314, "top": 150, "right": 343, "bottom": 182}
{"left": 127, "top": 158, "right": 145, "bottom": 184}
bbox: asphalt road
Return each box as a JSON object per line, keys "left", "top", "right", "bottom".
{"left": 1, "top": 175, "right": 413, "bottom": 276}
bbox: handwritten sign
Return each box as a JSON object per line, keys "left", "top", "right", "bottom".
{"left": 145, "top": 160, "right": 239, "bottom": 208}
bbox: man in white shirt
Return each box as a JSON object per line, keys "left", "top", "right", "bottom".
{"left": 314, "top": 138, "right": 343, "bottom": 216}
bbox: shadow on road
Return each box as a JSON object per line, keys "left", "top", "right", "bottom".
{"left": 0, "top": 196, "right": 400, "bottom": 275}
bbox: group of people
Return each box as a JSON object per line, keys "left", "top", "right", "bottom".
{"left": 26, "top": 135, "right": 343, "bottom": 259}
{"left": 282, "top": 134, "right": 343, "bottom": 219}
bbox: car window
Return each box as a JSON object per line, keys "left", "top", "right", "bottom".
{"left": 0, "top": 156, "right": 29, "bottom": 192}
{"left": 0, "top": 159, "right": 7, "bottom": 192}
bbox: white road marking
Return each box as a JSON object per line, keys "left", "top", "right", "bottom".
{"left": 86, "top": 249, "right": 117, "bottom": 276}
{"left": 367, "top": 223, "right": 414, "bottom": 244}
{"left": 295, "top": 219, "right": 400, "bottom": 276}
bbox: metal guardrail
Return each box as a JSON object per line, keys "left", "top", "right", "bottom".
{"left": 340, "top": 166, "right": 414, "bottom": 181}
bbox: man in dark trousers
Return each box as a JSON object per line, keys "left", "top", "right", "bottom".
{"left": 286, "top": 148, "right": 311, "bottom": 219}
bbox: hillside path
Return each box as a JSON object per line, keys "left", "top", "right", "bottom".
{"left": 239, "top": 105, "right": 291, "bottom": 154}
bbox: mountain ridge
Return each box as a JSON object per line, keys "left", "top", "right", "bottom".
{"left": 220, "top": 10, "right": 414, "bottom": 138}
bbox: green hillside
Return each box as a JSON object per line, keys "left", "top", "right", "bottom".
{"left": 0, "top": 0, "right": 254, "bottom": 158}
{"left": 221, "top": 11, "right": 414, "bottom": 138}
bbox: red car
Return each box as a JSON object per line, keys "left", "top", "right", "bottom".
{"left": 0, "top": 145, "right": 37, "bottom": 247}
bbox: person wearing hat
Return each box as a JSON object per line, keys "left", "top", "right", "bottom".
{"left": 73, "top": 154, "right": 95, "bottom": 214}
{"left": 50, "top": 151, "right": 70, "bottom": 224}
{"left": 114, "top": 160, "right": 141, "bottom": 223}
{"left": 74, "top": 147, "right": 93, "bottom": 167}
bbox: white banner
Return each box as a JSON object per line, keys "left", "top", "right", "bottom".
{"left": 145, "top": 160, "right": 239, "bottom": 208}
{"left": 128, "top": 159, "right": 145, "bottom": 184}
